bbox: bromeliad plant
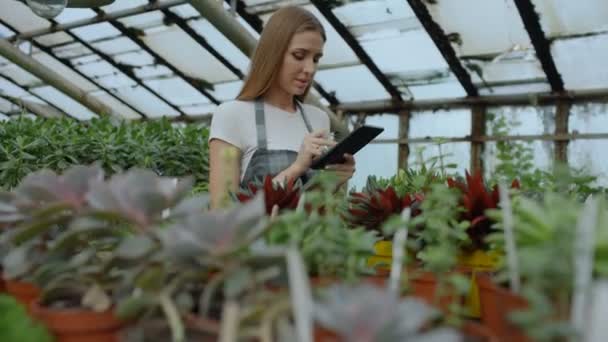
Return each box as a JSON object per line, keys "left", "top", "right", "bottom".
{"left": 447, "top": 170, "right": 520, "bottom": 251}
{"left": 236, "top": 175, "right": 302, "bottom": 215}
{"left": 344, "top": 177, "right": 424, "bottom": 233}
{"left": 314, "top": 283, "right": 460, "bottom": 342}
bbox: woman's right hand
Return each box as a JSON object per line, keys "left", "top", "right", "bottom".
{"left": 292, "top": 129, "right": 336, "bottom": 175}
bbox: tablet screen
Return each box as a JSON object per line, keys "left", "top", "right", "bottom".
{"left": 310, "top": 125, "right": 384, "bottom": 170}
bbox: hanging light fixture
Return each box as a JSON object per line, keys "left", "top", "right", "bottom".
{"left": 25, "top": 0, "right": 116, "bottom": 19}
{"left": 26, "top": 0, "right": 68, "bottom": 19}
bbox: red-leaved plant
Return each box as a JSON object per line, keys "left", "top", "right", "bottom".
{"left": 344, "top": 186, "right": 424, "bottom": 232}
{"left": 236, "top": 175, "right": 301, "bottom": 215}
{"left": 447, "top": 170, "right": 520, "bottom": 250}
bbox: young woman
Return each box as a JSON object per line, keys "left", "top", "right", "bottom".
{"left": 208, "top": 6, "right": 356, "bottom": 208}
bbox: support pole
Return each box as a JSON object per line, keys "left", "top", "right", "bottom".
{"left": 0, "top": 39, "right": 116, "bottom": 117}
{"left": 555, "top": 101, "right": 571, "bottom": 164}
{"left": 471, "top": 105, "right": 486, "bottom": 173}
{"left": 398, "top": 110, "right": 410, "bottom": 169}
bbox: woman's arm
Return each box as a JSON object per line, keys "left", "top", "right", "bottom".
{"left": 209, "top": 139, "right": 241, "bottom": 209}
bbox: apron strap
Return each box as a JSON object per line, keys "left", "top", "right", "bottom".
{"left": 254, "top": 99, "right": 267, "bottom": 149}
{"left": 295, "top": 101, "right": 313, "bottom": 133}
{"left": 254, "top": 99, "right": 313, "bottom": 150}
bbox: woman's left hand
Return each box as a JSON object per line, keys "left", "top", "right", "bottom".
{"left": 324, "top": 153, "right": 356, "bottom": 185}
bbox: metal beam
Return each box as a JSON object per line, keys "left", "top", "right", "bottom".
{"left": 94, "top": 8, "right": 220, "bottom": 107}
{"left": 0, "top": 38, "right": 116, "bottom": 117}
{"left": 310, "top": 0, "right": 403, "bottom": 102}
{"left": 7, "top": 0, "right": 188, "bottom": 42}
{"left": 373, "top": 133, "right": 608, "bottom": 144}
{"left": 161, "top": 9, "right": 244, "bottom": 79}
{"left": 0, "top": 74, "right": 67, "bottom": 118}
{"left": 512, "top": 0, "right": 565, "bottom": 92}
{"left": 17, "top": 17, "right": 146, "bottom": 119}
{"left": 334, "top": 88, "right": 608, "bottom": 114}
{"left": 406, "top": 0, "right": 478, "bottom": 97}
{"left": 191, "top": 0, "right": 347, "bottom": 136}
{"left": 554, "top": 101, "right": 571, "bottom": 163}
{"left": 223, "top": 0, "right": 339, "bottom": 106}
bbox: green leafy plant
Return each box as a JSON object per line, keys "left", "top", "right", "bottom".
{"left": 0, "top": 294, "right": 54, "bottom": 342}
{"left": 0, "top": 117, "right": 210, "bottom": 190}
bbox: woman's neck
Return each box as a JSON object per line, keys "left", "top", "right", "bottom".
{"left": 264, "top": 86, "right": 296, "bottom": 113}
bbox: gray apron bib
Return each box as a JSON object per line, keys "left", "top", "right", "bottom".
{"left": 240, "top": 99, "right": 314, "bottom": 188}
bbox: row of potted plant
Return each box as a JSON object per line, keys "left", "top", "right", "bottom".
{"left": 0, "top": 116, "right": 210, "bottom": 190}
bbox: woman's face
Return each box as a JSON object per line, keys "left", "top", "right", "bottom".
{"left": 276, "top": 30, "right": 325, "bottom": 97}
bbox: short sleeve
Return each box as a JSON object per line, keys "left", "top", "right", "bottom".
{"left": 209, "top": 102, "right": 243, "bottom": 149}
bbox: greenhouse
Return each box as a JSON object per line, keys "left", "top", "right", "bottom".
{"left": 1, "top": 0, "right": 608, "bottom": 341}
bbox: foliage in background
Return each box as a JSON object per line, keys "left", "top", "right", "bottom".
{"left": 0, "top": 294, "right": 54, "bottom": 342}
{"left": 0, "top": 117, "right": 209, "bottom": 190}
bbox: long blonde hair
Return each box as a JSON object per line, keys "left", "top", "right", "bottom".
{"left": 237, "top": 7, "right": 326, "bottom": 102}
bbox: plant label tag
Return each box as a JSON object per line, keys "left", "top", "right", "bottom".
{"left": 585, "top": 281, "right": 608, "bottom": 342}
{"left": 571, "top": 197, "right": 599, "bottom": 333}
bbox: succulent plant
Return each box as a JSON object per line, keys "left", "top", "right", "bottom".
{"left": 314, "top": 283, "right": 460, "bottom": 342}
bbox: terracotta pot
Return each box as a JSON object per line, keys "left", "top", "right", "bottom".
{"left": 462, "top": 321, "right": 499, "bottom": 342}
{"left": 314, "top": 326, "right": 340, "bottom": 342}
{"left": 30, "top": 301, "right": 125, "bottom": 342}
{"left": 4, "top": 279, "right": 40, "bottom": 309}
{"left": 477, "top": 275, "right": 530, "bottom": 342}
{"left": 409, "top": 270, "right": 462, "bottom": 313}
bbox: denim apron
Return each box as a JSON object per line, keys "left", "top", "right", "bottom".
{"left": 240, "top": 99, "right": 314, "bottom": 188}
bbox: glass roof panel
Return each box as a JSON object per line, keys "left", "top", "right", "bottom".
{"left": 532, "top": 0, "right": 608, "bottom": 38}
{"left": 0, "top": 23, "right": 14, "bottom": 38}
{"left": 552, "top": 34, "right": 608, "bottom": 90}
{"left": 0, "top": 1, "right": 50, "bottom": 32}
{"left": 102, "top": 0, "right": 148, "bottom": 13}
{"left": 92, "top": 92, "right": 142, "bottom": 120}
{"left": 315, "top": 65, "right": 389, "bottom": 102}
{"left": 144, "top": 77, "right": 210, "bottom": 106}
{"left": 0, "top": 113, "right": 8, "bottom": 120}
{"left": 52, "top": 42, "right": 92, "bottom": 59}
{"left": 113, "top": 85, "right": 180, "bottom": 118}
{"left": 210, "top": 80, "right": 243, "bottom": 102}
{"left": 33, "top": 51, "right": 98, "bottom": 92}
{"left": 361, "top": 30, "right": 448, "bottom": 74}
{"left": 0, "top": 77, "right": 30, "bottom": 97}
{"left": 426, "top": 0, "right": 531, "bottom": 57}
{"left": 0, "top": 64, "right": 42, "bottom": 87}
{"left": 169, "top": 4, "right": 202, "bottom": 19}
{"left": 54, "top": 8, "right": 96, "bottom": 24}
{"left": 134, "top": 65, "right": 173, "bottom": 79}
{"left": 188, "top": 18, "right": 250, "bottom": 73}
{"left": 141, "top": 26, "right": 238, "bottom": 83}
{"left": 31, "top": 86, "right": 97, "bottom": 120}
{"left": 113, "top": 50, "right": 155, "bottom": 67}
{"left": 91, "top": 36, "right": 140, "bottom": 56}
{"left": 118, "top": 11, "right": 165, "bottom": 30}
{"left": 0, "top": 97, "right": 14, "bottom": 113}
{"left": 71, "top": 22, "right": 121, "bottom": 42}
{"left": 75, "top": 60, "right": 118, "bottom": 78}
{"left": 34, "top": 32, "right": 74, "bottom": 47}
{"left": 96, "top": 73, "right": 137, "bottom": 89}
{"left": 182, "top": 103, "right": 217, "bottom": 116}
{"left": 408, "top": 81, "right": 467, "bottom": 100}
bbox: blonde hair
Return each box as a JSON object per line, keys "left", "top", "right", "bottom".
{"left": 237, "top": 7, "right": 326, "bottom": 102}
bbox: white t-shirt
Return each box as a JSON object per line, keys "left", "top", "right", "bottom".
{"left": 209, "top": 100, "right": 330, "bottom": 181}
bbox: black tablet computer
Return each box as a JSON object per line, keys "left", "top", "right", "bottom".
{"left": 310, "top": 125, "right": 384, "bottom": 170}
